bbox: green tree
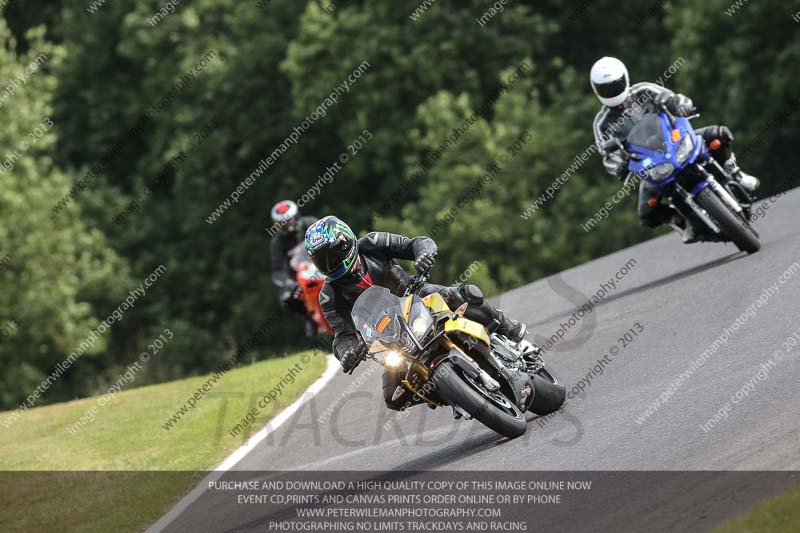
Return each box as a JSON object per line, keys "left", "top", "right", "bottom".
{"left": 281, "top": 0, "right": 553, "bottom": 230}
{"left": 667, "top": 0, "right": 800, "bottom": 190}
{"left": 0, "top": 23, "right": 127, "bottom": 408}
{"left": 378, "top": 60, "right": 648, "bottom": 292}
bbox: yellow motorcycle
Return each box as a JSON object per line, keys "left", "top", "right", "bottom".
{"left": 351, "top": 272, "right": 566, "bottom": 439}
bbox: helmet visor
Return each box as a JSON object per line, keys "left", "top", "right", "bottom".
{"left": 322, "top": 240, "right": 358, "bottom": 280}
{"left": 593, "top": 76, "right": 627, "bottom": 99}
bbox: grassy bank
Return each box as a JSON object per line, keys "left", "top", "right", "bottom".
{"left": 0, "top": 349, "right": 328, "bottom": 532}
{"left": 714, "top": 485, "right": 800, "bottom": 533}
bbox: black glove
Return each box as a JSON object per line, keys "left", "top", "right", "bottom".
{"left": 654, "top": 91, "right": 671, "bottom": 108}
{"left": 607, "top": 154, "right": 628, "bottom": 180}
{"left": 280, "top": 282, "right": 302, "bottom": 305}
{"left": 414, "top": 252, "right": 436, "bottom": 274}
{"left": 666, "top": 94, "right": 695, "bottom": 117}
{"left": 340, "top": 343, "right": 367, "bottom": 374}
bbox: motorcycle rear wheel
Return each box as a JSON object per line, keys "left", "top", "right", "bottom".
{"left": 528, "top": 367, "right": 567, "bottom": 416}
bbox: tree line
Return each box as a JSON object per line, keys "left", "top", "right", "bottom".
{"left": 0, "top": 0, "right": 796, "bottom": 408}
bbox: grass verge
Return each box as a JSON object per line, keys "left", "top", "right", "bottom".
{"left": 0, "top": 349, "right": 328, "bottom": 532}
{"left": 714, "top": 485, "right": 800, "bottom": 533}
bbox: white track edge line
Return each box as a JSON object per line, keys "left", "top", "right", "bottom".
{"left": 146, "top": 354, "right": 339, "bottom": 532}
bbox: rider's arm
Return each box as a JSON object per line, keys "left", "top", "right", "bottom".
{"left": 593, "top": 109, "right": 628, "bottom": 178}
{"left": 270, "top": 235, "right": 293, "bottom": 288}
{"left": 319, "top": 284, "right": 361, "bottom": 363}
{"left": 632, "top": 82, "right": 694, "bottom": 117}
{"left": 360, "top": 232, "right": 438, "bottom": 263}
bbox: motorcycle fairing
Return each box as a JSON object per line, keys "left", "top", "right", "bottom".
{"left": 627, "top": 114, "right": 705, "bottom": 185}
{"left": 422, "top": 293, "right": 491, "bottom": 346}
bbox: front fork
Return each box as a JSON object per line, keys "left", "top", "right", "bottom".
{"left": 696, "top": 164, "right": 745, "bottom": 215}
{"left": 673, "top": 182, "right": 722, "bottom": 234}
{"left": 673, "top": 164, "right": 747, "bottom": 235}
{"left": 706, "top": 158, "right": 755, "bottom": 208}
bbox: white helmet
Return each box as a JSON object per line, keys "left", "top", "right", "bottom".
{"left": 270, "top": 200, "right": 300, "bottom": 232}
{"left": 590, "top": 57, "right": 629, "bottom": 107}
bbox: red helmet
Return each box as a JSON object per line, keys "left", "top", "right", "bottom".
{"left": 270, "top": 200, "right": 300, "bottom": 233}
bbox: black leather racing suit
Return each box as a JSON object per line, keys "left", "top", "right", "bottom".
{"left": 593, "top": 82, "right": 735, "bottom": 228}
{"left": 320, "top": 232, "right": 519, "bottom": 410}
{"left": 270, "top": 215, "right": 318, "bottom": 315}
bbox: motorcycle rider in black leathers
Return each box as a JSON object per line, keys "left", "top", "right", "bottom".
{"left": 305, "top": 216, "right": 527, "bottom": 411}
{"left": 590, "top": 56, "right": 760, "bottom": 242}
{"left": 269, "top": 200, "right": 318, "bottom": 327}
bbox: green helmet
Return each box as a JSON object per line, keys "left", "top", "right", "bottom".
{"left": 305, "top": 216, "right": 358, "bottom": 280}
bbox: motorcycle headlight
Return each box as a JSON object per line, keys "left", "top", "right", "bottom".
{"left": 675, "top": 134, "right": 694, "bottom": 163}
{"left": 646, "top": 162, "right": 675, "bottom": 181}
{"left": 383, "top": 350, "right": 404, "bottom": 368}
{"left": 411, "top": 315, "right": 433, "bottom": 340}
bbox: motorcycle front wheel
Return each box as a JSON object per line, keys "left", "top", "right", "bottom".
{"left": 432, "top": 362, "right": 527, "bottom": 439}
{"left": 696, "top": 187, "right": 760, "bottom": 254}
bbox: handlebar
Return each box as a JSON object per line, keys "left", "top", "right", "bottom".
{"left": 403, "top": 269, "right": 431, "bottom": 297}
{"left": 653, "top": 94, "right": 699, "bottom": 125}
{"left": 347, "top": 343, "right": 370, "bottom": 374}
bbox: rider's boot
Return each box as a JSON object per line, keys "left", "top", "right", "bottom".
{"left": 724, "top": 155, "right": 760, "bottom": 192}
{"left": 496, "top": 310, "right": 527, "bottom": 343}
{"left": 669, "top": 213, "right": 699, "bottom": 244}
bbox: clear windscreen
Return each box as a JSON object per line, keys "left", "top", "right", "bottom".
{"left": 351, "top": 286, "right": 404, "bottom": 350}
{"left": 626, "top": 114, "right": 666, "bottom": 153}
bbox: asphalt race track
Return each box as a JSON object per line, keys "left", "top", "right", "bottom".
{"left": 158, "top": 188, "right": 800, "bottom": 532}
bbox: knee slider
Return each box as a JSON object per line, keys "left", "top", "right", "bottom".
{"left": 460, "top": 284, "right": 484, "bottom": 305}
{"left": 708, "top": 125, "right": 734, "bottom": 144}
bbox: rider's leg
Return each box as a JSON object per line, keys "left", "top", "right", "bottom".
{"left": 638, "top": 179, "right": 675, "bottom": 228}
{"left": 696, "top": 125, "right": 759, "bottom": 191}
{"left": 638, "top": 179, "right": 698, "bottom": 242}
{"left": 424, "top": 284, "right": 527, "bottom": 343}
{"left": 695, "top": 125, "right": 733, "bottom": 162}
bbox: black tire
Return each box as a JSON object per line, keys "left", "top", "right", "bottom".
{"left": 696, "top": 187, "right": 760, "bottom": 254}
{"left": 528, "top": 368, "right": 567, "bottom": 416}
{"left": 432, "top": 362, "right": 527, "bottom": 439}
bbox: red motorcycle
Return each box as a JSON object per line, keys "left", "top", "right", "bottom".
{"left": 288, "top": 243, "right": 333, "bottom": 336}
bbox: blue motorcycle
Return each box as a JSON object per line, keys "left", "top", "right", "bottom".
{"left": 604, "top": 102, "right": 760, "bottom": 254}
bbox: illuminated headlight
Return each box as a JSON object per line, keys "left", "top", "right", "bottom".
{"left": 384, "top": 351, "right": 404, "bottom": 368}
{"left": 646, "top": 162, "right": 675, "bottom": 181}
{"left": 411, "top": 316, "right": 432, "bottom": 339}
{"left": 675, "top": 134, "right": 694, "bottom": 163}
